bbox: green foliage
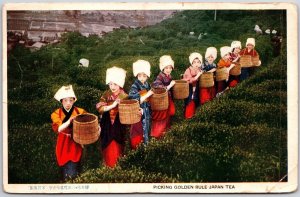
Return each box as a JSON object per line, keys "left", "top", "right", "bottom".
{"left": 227, "top": 80, "right": 287, "bottom": 104}
{"left": 7, "top": 10, "right": 287, "bottom": 184}
{"left": 70, "top": 166, "right": 176, "bottom": 183}
{"left": 117, "top": 58, "right": 287, "bottom": 183}
{"left": 74, "top": 85, "right": 101, "bottom": 114}
{"left": 196, "top": 98, "right": 286, "bottom": 128}
{"left": 8, "top": 124, "right": 59, "bottom": 183}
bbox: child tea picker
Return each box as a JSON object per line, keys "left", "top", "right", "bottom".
{"left": 128, "top": 60, "right": 153, "bottom": 147}
{"left": 228, "top": 40, "right": 242, "bottom": 88}
{"left": 151, "top": 55, "right": 176, "bottom": 139}
{"left": 240, "top": 38, "right": 261, "bottom": 81}
{"left": 51, "top": 85, "right": 87, "bottom": 181}
{"left": 200, "top": 47, "right": 217, "bottom": 104}
{"left": 183, "top": 52, "right": 203, "bottom": 119}
{"left": 216, "top": 46, "right": 235, "bottom": 97}
{"left": 96, "top": 66, "right": 128, "bottom": 168}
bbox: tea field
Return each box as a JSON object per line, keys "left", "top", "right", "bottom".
{"left": 7, "top": 10, "right": 287, "bottom": 183}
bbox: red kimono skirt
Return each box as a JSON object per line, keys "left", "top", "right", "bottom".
{"left": 151, "top": 95, "right": 175, "bottom": 139}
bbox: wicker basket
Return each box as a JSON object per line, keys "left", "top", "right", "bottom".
{"left": 199, "top": 72, "right": 214, "bottom": 88}
{"left": 73, "top": 113, "right": 100, "bottom": 145}
{"left": 252, "top": 55, "right": 260, "bottom": 66}
{"left": 229, "top": 63, "right": 241, "bottom": 76}
{"left": 118, "top": 99, "right": 140, "bottom": 124}
{"left": 150, "top": 88, "right": 169, "bottom": 111}
{"left": 216, "top": 67, "right": 228, "bottom": 81}
{"left": 240, "top": 55, "right": 253, "bottom": 67}
{"left": 173, "top": 80, "right": 189, "bottom": 99}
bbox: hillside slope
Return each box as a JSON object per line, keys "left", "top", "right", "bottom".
{"left": 7, "top": 10, "right": 286, "bottom": 183}
{"left": 71, "top": 55, "right": 287, "bottom": 183}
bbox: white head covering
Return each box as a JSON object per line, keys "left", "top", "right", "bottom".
{"left": 230, "top": 41, "right": 242, "bottom": 50}
{"left": 265, "top": 29, "right": 271, "bottom": 34}
{"left": 105, "top": 66, "right": 126, "bottom": 88}
{"left": 220, "top": 46, "right": 231, "bottom": 58}
{"left": 54, "top": 85, "right": 77, "bottom": 102}
{"left": 133, "top": 60, "right": 151, "bottom": 77}
{"left": 272, "top": 29, "right": 277, "bottom": 34}
{"left": 79, "top": 58, "right": 89, "bottom": 67}
{"left": 159, "top": 55, "right": 174, "bottom": 71}
{"left": 246, "top": 38, "right": 255, "bottom": 47}
{"left": 189, "top": 52, "right": 203, "bottom": 64}
{"left": 205, "top": 47, "right": 217, "bottom": 60}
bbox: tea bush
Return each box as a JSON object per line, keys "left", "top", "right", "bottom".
{"left": 70, "top": 166, "right": 177, "bottom": 183}
{"left": 8, "top": 124, "right": 59, "bottom": 183}
{"left": 7, "top": 10, "right": 287, "bottom": 183}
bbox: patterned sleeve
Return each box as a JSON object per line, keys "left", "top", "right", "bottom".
{"left": 206, "top": 64, "right": 217, "bottom": 72}
{"left": 51, "top": 109, "right": 62, "bottom": 133}
{"left": 152, "top": 73, "right": 166, "bottom": 89}
{"left": 183, "top": 68, "right": 196, "bottom": 84}
{"left": 183, "top": 68, "right": 191, "bottom": 81}
{"left": 128, "top": 82, "right": 141, "bottom": 102}
{"left": 201, "top": 64, "right": 209, "bottom": 72}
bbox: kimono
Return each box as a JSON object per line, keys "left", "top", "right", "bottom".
{"left": 183, "top": 66, "right": 200, "bottom": 119}
{"left": 216, "top": 58, "right": 231, "bottom": 93}
{"left": 240, "top": 48, "right": 260, "bottom": 81}
{"left": 96, "top": 89, "right": 128, "bottom": 168}
{"left": 228, "top": 52, "right": 240, "bottom": 88}
{"left": 151, "top": 71, "right": 175, "bottom": 139}
{"left": 128, "top": 79, "right": 152, "bottom": 147}
{"left": 200, "top": 61, "right": 217, "bottom": 105}
{"left": 51, "top": 106, "right": 86, "bottom": 179}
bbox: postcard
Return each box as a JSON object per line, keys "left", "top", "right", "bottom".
{"left": 2, "top": 2, "right": 298, "bottom": 194}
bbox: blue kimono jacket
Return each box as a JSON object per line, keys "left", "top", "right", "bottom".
{"left": 128, "top": 79, "right": 151, "bottom": 144}
{"left": 201, "top": 61, "right": 217, "bottom": 72}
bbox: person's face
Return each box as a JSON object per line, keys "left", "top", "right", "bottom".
{"left": 137, "top": 73, "right": 148, "bottom": 84}
{"left": 163, "top": 65, "right": 173, "bottom": 75}
{"left": 247, "top": 44, "right": 254, "bottom": 50}
{"left": 223, "top": 53, "right": 230, "bottom": 60}
{"left": 233, "top": 47, "right": 241, "bottom": 54}
{"left": 207, "top": 55, "right": 214, "bottom": 64}
{"left": 191, "top": 58, "right": 201, "bottom": 68}
{"left": 62, "top": 97, "right": 75, "bottom": 110}
{"left": 109, "top": 82, "right": 121, "bottom": 94}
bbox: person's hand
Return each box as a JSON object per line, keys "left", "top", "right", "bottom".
{"left": 147, "top": 90, "right": 154, "bottom": 96}
{"left": 112, "top": 99, "right": 120, "bottom": 107}
{"left": 69, "top": 116, "right": 76, "bottom": 123}
{"left": 195, "top": 71, "right": 202, "bottom": 79}
{"left": 170, "top": 80, "right": 176, "bottom": 87}
{"left": 226, "top": 72, "right": 230, "bottom": 81}
{"left": 167, "top": 80, "right": 176, "bottom": 91}
{"left": 141, "top": 90, "right": 154, "bottom": 104}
